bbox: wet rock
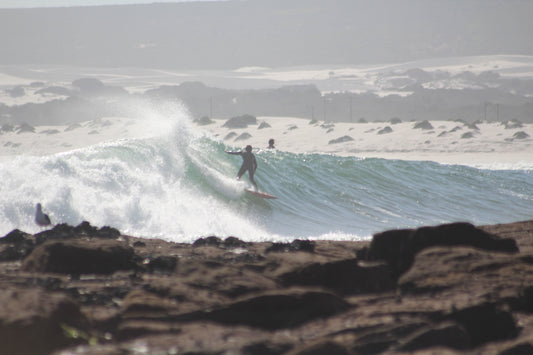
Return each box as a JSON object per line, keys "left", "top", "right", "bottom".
{"left": 0, "top": 220, "right": 530, "bottom": 355}
{"left": 279, "top": 259, "right": 395, "bottom": 295}
{"left": 361, "top": 222, "right": 518, "bottom": 277}
{"left": 286, "top": 340, "right": 353, "bottom": 355}
{"left": 22, "top": 239, "right": 136, "bottom": 274}
{"left": 396, "top": 322, "right": 470, "bottom": 351}
{"left": 193, "top": 235, "right": 223, "bottom": 247}
{"left": 0, "top": 229, "right": 35, "bottom": 260}
{"left": 177, "top": 289, "right": 351, "bottom": 330}
{"left": 144, "top": 255, "right": 178, "bottom": 274}
{"left": 0, "top": 288, "right": 87, "bottom": 355}
{"left": 448, "top": 303, "right": 518, "bottom": 347}
{"left": 266, "top": 239, "right": 315, "bottom": 253}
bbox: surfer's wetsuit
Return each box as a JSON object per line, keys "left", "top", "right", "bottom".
{"left": 226, "top": 147, "right": 258, "bottom": 191}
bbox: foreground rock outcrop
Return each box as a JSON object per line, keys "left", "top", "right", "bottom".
{"left": 0, "top": 220, "right": 532, "bottom": 354}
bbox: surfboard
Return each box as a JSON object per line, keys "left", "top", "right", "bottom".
{"left": 245, "top": 189, "right": 277, "bottom": 199}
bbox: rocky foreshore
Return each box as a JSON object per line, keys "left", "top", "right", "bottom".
{"left": 1, "top": 220, "right": 533, "bottom": 355}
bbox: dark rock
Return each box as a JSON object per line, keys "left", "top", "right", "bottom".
{"left": 16, "top": 122, "right": 35, "bottom": 133}
{"left": 0, "top": 287, "right": 87, "bottom": 355}
{"left": 465, "top": 122, "right": 480, "bottom": 130}
{"left": 224, "top": 236, "right": 247, "bottom": 248}
{"left": 145, "top": 256, "right": 178, "bottom": 274}
{"left": 258, "top": 121, "right": 271, "bottom": 129}
{"left": 0, "top": 229, "right": 32, "bottom": 244}
{"left": 73, "top": 221, "right": 98, "bottom": 236}
{"left": 377, "top": 126, "right": 393, "bottom": 134}
{"left": 499, "top": 342, "right": 533, "bottom": 355}
{"left": 266, "top": 239, "right": 315, "bottom": 253}
{"left": 413, "top": 120, "right": 433, "bottom": 130}
{"left": 222, "top": 114, "right": 257, "bottom": 129}
{"left": 512, "top": 131, "right": 529, "bottom": 140}
{"left": 397, "top": 322, "right": 470, "bottom": 351}
{"left": 361, "top": 222, "right": 518, "bottom": 277}
{"left": 0, "top": 229, "right": 36, "bottom": 260}
{"left": 178, "top": 289, "right": 351, "bottom": 330}
{"left": 286, "top": 340, "right": 353, "bottom": 355}
{"left": 389, "top": 117, "right": 402, "bottom": 124}
{"left": 461, "top": 131, "right": 475, "bottom": 139}
{"left": 35, "top": 223, "right": 77, "bottom": 244}
{"left": 448, "top": 303, "right": 518, "bottom": 347}
{"left": 349, "top": 321, "right": 430, "bottom": 354}
{"left": 279, "top": 259, "right": 395, "bottom": 295}
{"left": 96, "top": 225, "right": 121, "bottom": 239}
{"left": 22, "top": 239, "right": 136, "bottom": 274}
{"left": 235, "top": 132, "right": 252, "bottom": 141}
{"left": 193, "top": 236, "right": 223, "bottom": 247}
{"left": 328, "top": 135, "right": 353, "bottom": 144}
{"left": 0, "top": 244, "right": 34, "bottom": 261}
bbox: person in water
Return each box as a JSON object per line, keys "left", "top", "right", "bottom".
{"left": 268, "top": 138, "right": 275, "bottom": 149}
{"left": 225, "top": 145, "right": 258, "bottom": 191}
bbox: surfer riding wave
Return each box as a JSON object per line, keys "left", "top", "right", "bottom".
{"left": 226, "top": 145, "right": 258, "bottom": 192}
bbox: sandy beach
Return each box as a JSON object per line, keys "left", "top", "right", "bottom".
{"left": 202, "top": 116, "right": 533, "bottom": 169}
{"left": 0, "top": 116, "right": 175, "bottom": 158}
{"left": 1, "top": 115, "right": 532, "bottom": 170}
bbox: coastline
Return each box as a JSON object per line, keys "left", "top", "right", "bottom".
{"left": 0, "top": 219, "right": 532, "bottom": 354}
{"left": 2, "top": 115, "right": 531, "bottom": 170}
{"left": 202, "top": 116, "right": 533, "bottom": 169}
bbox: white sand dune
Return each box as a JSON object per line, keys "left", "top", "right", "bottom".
{"left": 0, "top": 116, "right": 169, "bottom": 157}
{"left": 202, "top": 116, "right": 533, "bottom": 169}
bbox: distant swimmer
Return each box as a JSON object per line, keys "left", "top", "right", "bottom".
{"left": 35, "top": 203, "right": 51, "bottom": 227}
{"left": 268, "top": 138, "right": 275, "bottom": 149}
{"left": 226, "top": 145, "right": 258, "bottom": 192}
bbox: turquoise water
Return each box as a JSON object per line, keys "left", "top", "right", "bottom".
{"left": 0, "top": 118, "right": 531, "bottom": 242}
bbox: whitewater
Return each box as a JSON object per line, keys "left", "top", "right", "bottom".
{"left": 0, "top": 106, "right": 532, "bottom": 242}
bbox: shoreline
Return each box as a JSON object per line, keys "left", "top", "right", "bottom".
{"left": 0, "top": 219, "right": 532, "bottom": 354}
{"left": 1, "top": 115, "right": 532, "bottom": 170}
{"left": 201, "top": 116, "right": 533, "bottom": 169}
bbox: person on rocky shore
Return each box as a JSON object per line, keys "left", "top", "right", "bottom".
{"left": 225, "top": 145, "right": 258, "bottom": 191}
{"left": 268, "top": 138, "right": 275, "bottom": 149}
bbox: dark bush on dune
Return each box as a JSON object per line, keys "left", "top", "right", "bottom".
{"left": 222, "top": 114, "right": 257, "bottom": 129}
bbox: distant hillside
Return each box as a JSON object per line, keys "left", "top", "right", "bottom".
{"left": 1, "top": 0, "right": 533, "bottom": 69}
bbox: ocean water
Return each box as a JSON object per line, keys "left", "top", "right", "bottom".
{"left": 1, "top": 112, "right": 532, "bottom": 242}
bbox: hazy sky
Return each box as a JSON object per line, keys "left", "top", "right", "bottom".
{"left": 0, "top": 0, "right": 221, "bottom": 8}
{"left": 1, "top": 0, "right": 532, "bottom": 69}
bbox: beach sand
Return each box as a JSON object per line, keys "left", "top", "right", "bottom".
{"left": 0, "top": 116, "right": 174, "bottom": 158}
{"left": 1, "top": 115, "right": 532, "bottom": 169}
{"left": 202, "top": 116, "right": 533, "bottom": 169}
